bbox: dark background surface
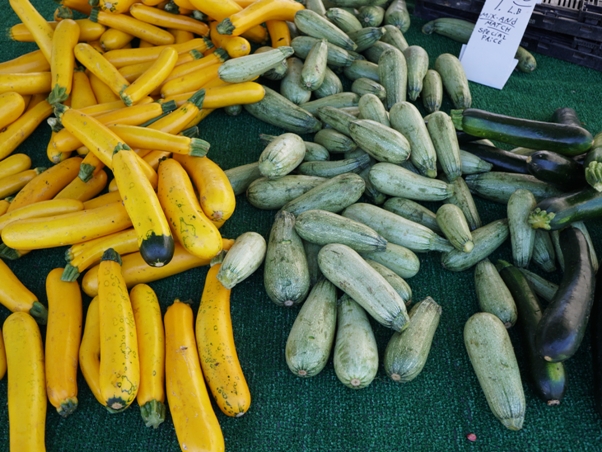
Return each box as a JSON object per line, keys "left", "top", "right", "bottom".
{"left": 2, "top": 1, "right": 602, "bottom": 451}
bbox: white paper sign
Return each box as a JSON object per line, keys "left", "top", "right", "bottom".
{"left": 459, "top": 0, "right": 541, "bottom": 89}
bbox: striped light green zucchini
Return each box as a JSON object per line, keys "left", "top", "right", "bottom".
{"left": 507, "top": 188, "right": 537, "bottom": 268}
{"left": 358, "top": 164, "right": 387, "bottom": 206}
{"left": 316, "top": 105, "right": 356, "bottom": 135}
{"left": 383, "top": 197, "right": 441, "bottom": 233}
{"left": 291, "top": 36, "right": 356, "bottom": 67}
{"left": 421, "top": 69, "right": 443, "bottom": 113}
{"left": 357, "top": 93, "right": 390, "bottom": 126}
{"left": 352, "top": 78, "right": 387, "bottom": 102}
{"left": 348, "top": 27, "right": 386, "bottom": 52}
{"left": 444, "top": 176, "right": 482, "bottom": 230}
{"left": 436, "top": 204, "right": 473, "bottom": 253}
{"left": 285, "top": 278, "right": 338, "bottom": 377}
{"left": 378, "top": 47, "right": 407, "bottom": 110}
{"left": 474, "top": 259, "right": 518, "bottom": 328}
{"left": 464, "top": 312, "right": 526, "bottom": 431}
{"left": 254, "top": 46, "right": 288, "bottom": 81}
{"left": 243, "top": 86, "right": 322, "bottom": 134}
{"left": 380, "top": 24, "right": 409, "bottom": 52}
{"left": 358, "top": 5, "right": 385, "bottom": 27}
{"left": 464, "top": 172, "right": 562, "bottom": 204}
{"left": 384, "top": 296, "right": 441, "bottom": 383}
{"left": 302, "top": 39, "right": 329, "bottom": 91}
{"left": 343, "top": 59, "right": 380, "bottom": 82}
{"left": 280, "top": 57, "right": 312, "bottom": 105}
{"left": 348, "top": 119, "right": 411, "bottom": 164}
{"left": 403, "top": 45, "right": 429, "bottom": 102}
{"left": 300, "top": 92, "right": 360, "bottom": 116}
{"left": 532, "top": 229, "right": 557, "bottom": 273}
{"left": 389, "top": 101, "right": 438, "bottom": 178}
{"left": 294, "top": 209, "right": 387, "bottom": 252}
{"left": 342, "top": 202, "right": 454, "bottom": 253}
{"left": 325, "top": 7, "right": 363, "bottom": 33}
{"left": 365, "top": 259, "right": 412, "bottom": 305}
{"left": 218, "top": 46, "right": 293, "bottom": 83}
{"left": 385, "top": 0, "right": 411, "bottom": 32}
{"left": 363, "top": 41, "right": 398, "bottom": 64}
{"left": 459, "top": 149, "right": 493, "bottom": 174}
{"left": 258, "top": 133, "right": 306, "bottom": 179}
{"left": 296, "top": 153, "right": 371, "bottom": 178}
{"left": 318, "top": 243, "right": 410, "bottom": 331}
{"left": 434, "top": 53, "right": 471, "bottom": 109}
{"left": 217, "top": 232, "right": 267, "bottom": 289}
{"left": 225, "top": 162, "right": 262, "bottom": 196}
{"left": 246, "top": 175, "right": 327, "bottom": 210}
{"left": 294, "top": 9, "right": 358, "bottom": 51}
{"left": 369, "top": 162, "right": 452, "bottom": 201}
{"left": 263, "top": 210, "right": 310, "bottom": 307}
{"left": 426, "top": 110, "right": 462, "bottom": 181}
{"left": 314, "top": 128, "right": 357, "bottom": 154}
{"left": 281, "top": 172, "right": 366, "bottom": 216}
{"left": 441, "top": 219, "right": 509, "bottom": 272}
{"left": 333, "top": 294, "right": 379, "bottom": 389}
{"left": 314, "top": 67, "right": 344, "bottom": 98}
{"left": 360, "top": 241, "right": 420, "bottom": 279}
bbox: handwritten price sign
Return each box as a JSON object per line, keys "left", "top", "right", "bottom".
{"left": 459, "top": 0, "right": 541, "bottom": 89}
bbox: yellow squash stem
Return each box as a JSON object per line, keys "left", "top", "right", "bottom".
{"left": 97, "top": 249, "right": 140, "bottom": 413}
{"left": 45, "top": 267, "right": 82, "bottom": 417}
{"left": 196, "top": 260, "right": 252, "bottom": 417}
{"left": 130, "top": 284, "right": 166, "bottom": 428}
{"left": 3, "top": 311, "right": 46, "bottom": 451}
{"left": 165, "top": 299, "right": 225, "bottom": 452}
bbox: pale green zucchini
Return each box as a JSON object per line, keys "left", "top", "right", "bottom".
{"left": 314, "top": 128, "right": 357, "bottom": 154}
{"left": 507, "top": 189, "right": 537, "bottom": 268}
{"left": 317, "top": 105, "right": 356, "bottom": 135}
{"left": 436, "top": 204, "right": 473, "bottom": 253}
{"left": 384, "top": 296, "right": 442, "bottom": 383}
{"left": 464, "top": 312, "right": 526, "bottom": 431}
{"left": 474, "top": 259, "right": 518, "bottom": 328}
{"left": 369, "top": 162, "right": 452, "bottom": 201}
{"left": 532, "top": 229, "right": 557, "bottom": 273}
{"left": 389, "top": 101, "right": 438, "bottom": 178}
{"left": 358, "top": 164, "right": 387, "bottom": 205}
{"left": 301, "top": 39, "right": 329, "bottom": 91}
{"left": 403, "top": 45, "right": 429, "bottom": 102}
{"left": 360, "top": 241, "right": 420, "bottom": 279}
{"left": 296, "top": 153, "right": 371, "bottom": 178}
{"left": 300, "top": 92, "right": 360, "bottom": 116}
{"left": 421, "top": 69, "right": 443, "bottom": 113}
{"left": 295, "top": 9, "right": 358, "bottom": 50}
{"left": 348, "top": 27, "right": 386, "bottom": 52}
{"left": 294, "top": 209, "right": 387, "bottom": 252}
{"left": 243, "top": 86, "right": 322, "bottom": 134}
{"left": 385, "top": 0, "right": 411, "bottom": 32}
{"left": 358, "top": 5, "right": 385, "bottom": 27}
{"left": 383, "top": 197, "right": 441, "bottom": 234}
{"left": 246, "top": 175, "right": 327, "bottom": 210}
{"left": 263, "top": 210, "right": 310, "bottom": 307}
{"left": 426, "top": 110, "right": 462, "bottom": 181}
{"left": 281, "top": 172, "right": 366, "bottom": 216}
{"left": 258, "top": 132, "right": 306, "bottom": 179}
{"left": 352, "top": 78, "right": 387, "bottom": 101}
{"left": 365, "top": 259, "right": 412, "bottom": 305}
{"left": 218, "top": 46, "right": 293, "bottom": 83}
{"left": 342, "top": 202, "right": 454, "bottom": 253}
{"left": 464, "top": 172, "right": 562, "bottom": 204}
{"left": 348, "top": 119, "right": 411, "bottom": 164}
{"left": 343, "top": 59, "right": 380, "bottom": 82}
{"left": 379, "top": 47, "right": 407, "bottom": 110}
{"left": 444, "top": 175, "right": 482, "bottom": 230}
{"left": 363, "top": 41, "right": 399, "bottom": 64}
{"left": 280, "top": 57, "right": 312, "bottom": 105}
{"left": 357, "top": 93, "right": 389, "bottom": 126}
{"left": 314, "top": 67, "right": 344, "bottom": 98}
{"left": 254, "top": 46, "right": 288, "bottom": 81}
{"left": 225, "top": 162, "right": 262, "bottom": 196}
{"left": 217, "top": 232, "right": 267, "bottom": 289}
{"left": 458, "top": 149, "right": 493, "bottom": 174}
{"left": 291, "top": 36, "right": 356, "bottom": 67}
{"left": 285, "top": 278, "right": 338, "bottom": 377}
{"left": 325, "top": 7, "right": 363, "bottom": 33}
{"left": 318, "top": 243, "right": 410, "bottom": 331}
{"left": 380, "top": 24, "right": 409, "bottom": 52}
{"left": 434, "top": 53, "right": 472, "bottom": 109}
{"left": 333, "top": 294, "right": 379, "bottom": 389}
{"left": 441, "top": 219, "right": 509, "bottom": 272}
{"left": 304, "top": 141, "right": 331, "bottom": 162}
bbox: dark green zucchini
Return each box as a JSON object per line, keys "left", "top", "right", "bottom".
{"left": 591, "top": 262, "right": 602, "bottom": 416}
{"left": 451, "top": 108, "right": 593, "bottom": 156}
{"left": 460, "top": 142, "right": 529, "bottom": 174}
{"left": 526, "top": 150, "right": 586, "bottom": 191}
{"left": 535, "top": 226, "right": 596, "bottom": 362}
{"left": 528, "top": 187, "right": 602, "bottom": 230}
{"left": 551, "top": 107, "right": 582, "bottom": 127}
{"left": 497, "top": 260, "right": 567, "bottom": 405}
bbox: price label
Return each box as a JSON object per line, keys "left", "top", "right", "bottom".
{"left": 459, "top": 0, "right": 541, "bottom": 89}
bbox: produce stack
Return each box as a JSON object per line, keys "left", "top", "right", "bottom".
{"left": 0, "top": 0, "right": 602, "bottom": 450}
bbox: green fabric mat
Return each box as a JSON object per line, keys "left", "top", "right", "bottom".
{"left": 2, "top": 2, "right": 602, "bottom": 451}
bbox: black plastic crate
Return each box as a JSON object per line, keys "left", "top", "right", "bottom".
{"left": 413, "top": 0, "right": 602, "bottom": 70}
{"left": 414, "top": 0, "right": 602, "bottom": 40}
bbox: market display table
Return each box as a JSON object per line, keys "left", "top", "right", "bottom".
{"left": 1, "top": 1, "right": 602, "bottom": 451}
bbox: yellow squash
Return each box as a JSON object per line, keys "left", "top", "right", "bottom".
{"left": 74, "top": 42, "right": 130, "bottom": 99}
{"left": 0, "top": 198, "right": 83, "bottom": 233}
{"left": 0, "top": 49, "right": 50, "bottom": 74}
{"left": 0, "top": 91, "right": 26, "bottom": 130}
{"left": 196, "top": 261, "right": 251, "bottom": 417}
{"left": 53, "top": 168, "right": 108, "bottom": 201}
{"left": 0, "top": 167, "right": 45, "bottom": 199}
{"left": 0, "top": 326, "right": 6, "bottom": 380}
{"left": 78, "top": 296, "right": 104, "bottom": 405}
{"left": 0, "top": 259, "right": 47, "bottom": 324}
{"left": 130, "top": 284, "right": 166, "bottom": 429}
{"left": 48, "top": 18, "right": 80, "bottom": 105}
{"left": 0, "top": 153, "right": 31, "bottom": 180}
{"left": 45, "top": 267, "right": 82, "bottom": 417}
{"left": 9, "top": 0, "right": 54, "bottom": 62}
{"left": 3, "top": 311, "right": 46, "bottom": 451}
{"left": 91, "top": 9, "right": 175, "bottom": 46}
{"left": 97, "top": 248, "right": 140, "bottom": 413}
{"left": 217, "top": 0, "right": 305, "bottom": 37}
{"left": 165, "top": 299, "right": 225, "bottom": 452}
{"left": 112, "top": 148, "right": 174, "bottom": 267}
{"left": 0, "top": 99, "right": 53, "bottom": 160}
{"left": 130, "top": 3, "right": 210, "bottom": 36}
{"left": 157, "top": 158, "right": 223, "bottom": 259}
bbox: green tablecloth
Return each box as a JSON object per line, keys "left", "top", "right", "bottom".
{"left": 2, "top": 2, "right": 602, "bottom": 451}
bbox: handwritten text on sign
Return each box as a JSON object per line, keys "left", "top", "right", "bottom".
{"left": 459, "top": 0, "right": 541, "bottom": 89}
